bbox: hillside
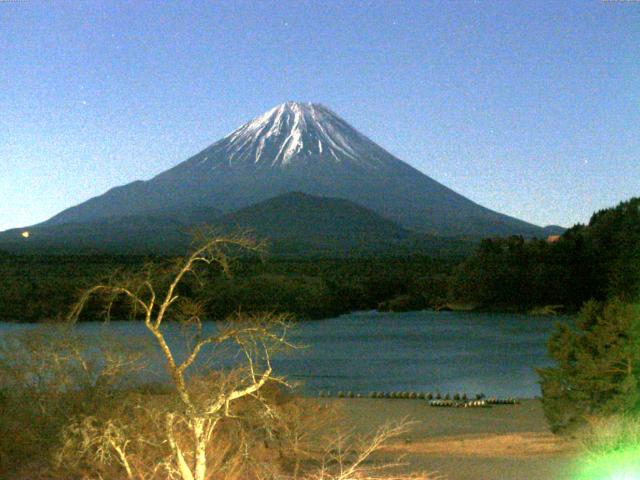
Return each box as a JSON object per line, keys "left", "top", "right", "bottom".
{"left": 0, "top": 206, "right": 221, "bottom": 255}
{"left": 0, "top": 193, "right": 474, "bottom": 257}
{"left": 219, "top": 192, "right": 474, "bottom": 257}
{"left": 222, "top": 192, "right": 408, "bottom": 239}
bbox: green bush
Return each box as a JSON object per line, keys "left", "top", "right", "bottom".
{"left": 538, "top": 299, "right": 640, "bottom": 433}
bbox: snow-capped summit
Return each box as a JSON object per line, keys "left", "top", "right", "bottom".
{"left": 38, "top": 102, "right": 548, "bottom": 238}
{"left": 191, "top": 102, "right": 388, "bottom": 169}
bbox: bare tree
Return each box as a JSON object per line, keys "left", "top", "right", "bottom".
{"left": 0, "top": 326, "right": 148, "bottom": 478}
{"left": 68, "top": 232, "right": 294, "bottom": 480}
{"left": 307, "top": 418, "right": 438, "bottom": 480}
{"left": 57, "top": 233, "right": 435, "bottom": 480}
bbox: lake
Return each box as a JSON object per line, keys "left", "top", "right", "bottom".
{"left": 0, "top": 310, "right": 570, "bottom": 398}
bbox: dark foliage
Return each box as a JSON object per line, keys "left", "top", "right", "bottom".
{"left": 449, "top": 197, "right": 640, "bottom": 311}
{"left": 0, "top": 254, "right": 149, "bottom": 322}
{"left": 1, "top": 197, "right": 637, "bottom": 322}
{"left": 538, "top": 299, "right": 640, "bottom": 433}
{"left": 0, "top": 254, "right": 455, "bottom": 322}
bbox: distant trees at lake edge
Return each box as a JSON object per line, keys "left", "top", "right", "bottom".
{"left": 449, "top": 197, "right": 640, "bottom": 311}
{"left": 0, "top": 197, "right": 637, "bottom": 322}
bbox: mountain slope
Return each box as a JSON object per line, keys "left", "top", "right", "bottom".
{"left": 219, "top": 192, "right": 410, "bottom": 242}
{"left": 217, "top": 192, "right": 475, "bottom": 256}
{"left": 0, "top": 192, "right": 475, "bottom": 256}
{"left": 0, "top": 216, "right": 191, "bottom": 254}
{"left": 37, "top": 102, "right": 545, "bottom": 237}
{"left": 0, "top": 206, "right": 222, "bottom": 254}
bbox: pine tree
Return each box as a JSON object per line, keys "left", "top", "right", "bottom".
{"left": 538, "top": 299, "right": 640, "bottom": 433}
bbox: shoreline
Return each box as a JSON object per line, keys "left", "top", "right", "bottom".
{"left": 317, "top": 397, "right": 576, "bottom": 480}
{"left": 0, "top": 304, "right": 575, "bottom": 324}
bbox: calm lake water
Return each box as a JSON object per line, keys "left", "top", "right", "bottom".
{"left": 0, "top": 310, "right": 570, "bottom": 398}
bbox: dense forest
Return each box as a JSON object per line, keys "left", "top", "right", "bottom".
{"left": 448, "top": 197, "right": 640, "bottom": 311}
{"left": 0, "top": 253, "right": 456, "bottom": 322}
{"left": 535, "top": 199, "right": 640, "bottom": 434}
{"left": 1, "top": 197, "right": 638, "bottom": 322}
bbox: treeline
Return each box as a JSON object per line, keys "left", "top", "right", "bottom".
{"left": 535, "top": 200, "right": 640, "bottom": 434}
{"left": 449, "top": 197, "right": 640, "bottom": 311}
{"left": 0, "top": 254, "right": 147, "bottom": 322}
{"left": 2, "top": 197, "right": 637, "bottom": 322}
{"left": 0, "top": 253, "right": 456, "bottom": 322}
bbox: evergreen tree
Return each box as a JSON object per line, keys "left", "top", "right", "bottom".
{"left": 538, "top": 299, "right": 640, "bottom": 433}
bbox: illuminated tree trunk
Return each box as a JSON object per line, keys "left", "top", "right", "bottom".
{"left": 193, "top": 417, "right": 207, "bottom": 480}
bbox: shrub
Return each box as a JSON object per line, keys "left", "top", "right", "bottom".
{"left": 538, "top": 299, "right": 640, "bottom": 433}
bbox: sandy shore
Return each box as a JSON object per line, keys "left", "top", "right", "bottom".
{"left": 317, "top": 398, "right": 577, "bottom": 480}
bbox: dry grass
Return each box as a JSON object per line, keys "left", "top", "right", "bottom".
{"left": 382, "top": 432, "right": 573, "bottom": 459}
{"left": 575, "top": 414, "right": 640, "bottom": 459}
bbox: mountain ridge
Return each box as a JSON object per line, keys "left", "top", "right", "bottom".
{"left": 33, "top": 102, "right": 549, "bottom": 238}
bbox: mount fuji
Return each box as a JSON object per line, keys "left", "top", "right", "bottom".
{"left": 19, "top": 102, "right": 549, "bottom": 241}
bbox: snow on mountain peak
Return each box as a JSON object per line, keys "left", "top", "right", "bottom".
{"left": 199, "top": 102, "right": 384, "bottom": 169}
{"left": 38, "top": 102, "right": 548, "bottom": 239}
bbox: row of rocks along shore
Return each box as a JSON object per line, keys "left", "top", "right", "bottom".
{"left": 318, "top": 391, "right": 519, "bottom": 408}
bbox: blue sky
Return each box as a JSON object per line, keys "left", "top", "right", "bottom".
{"left": 1, "top": 0, "right": 638, "bottom": 231}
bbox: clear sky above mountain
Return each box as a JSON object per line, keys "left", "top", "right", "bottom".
{"left": 1, "top": 0, "right": 638, "bottom": 231}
